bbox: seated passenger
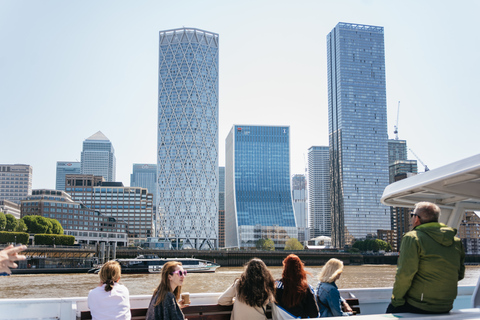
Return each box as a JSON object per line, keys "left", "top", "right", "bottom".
{"left": 315, "top": 258, "right": 352, "bottom": 317}
{"left": 146, "top": 261, "right": 188, "bottom": 320}
{"left": 275, "top": 254, "right": 319, "bottom": 318}
{"left": 218, "top": 258, "right": 275, "bottom": 320}
{"left": 88, "top": 260, "right": 131, "bottom": 320}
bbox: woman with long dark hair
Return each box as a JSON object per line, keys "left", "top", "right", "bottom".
{"left": 146, "top": 261, "right": 188, "bottom": 320}
{"left": 275, "top": 254, "right": 319, "bottom": 318}
{"left": 218, "top": 258, "right": 275, "bottom": 320}
{"left": 87, "top": 260, "right": 131, "bottom": 320}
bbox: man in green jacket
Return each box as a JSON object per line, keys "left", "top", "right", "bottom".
{"left": 386, "top": 202, "right": 465, "bottom": 314}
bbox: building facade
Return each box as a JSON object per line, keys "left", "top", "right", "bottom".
{"left": 56, "top": 162, "right": 81, "bottom": 191}
{"left": 157, "top": 28, "right": 219, "bottom": 249}
{"left": 130, "top": 163, "right": 157, "bottom": 209}
{"left": 0, "top": 164, "right": 33, "bottom": 204}
{"left": 327, "top": 22, "right": 390, "bottom": 248}
{"left": 218, "top": 166, "right": 225, "bottom": 248}
{"left": 225, "top": 125, "right": 297, "bottom": 249}
{"left": 307, "top": 146, "right": 330, "bottom": 238}
{"left": 21, "top": 189, "right": 128, "bottom": 246}
{"left": 0, "top": 199, "right": 21, "bottom": 219}
{"left": 81, "top": 131, "right": 116, "bottom": 182}
{"left": 458, "top": 211, "right": 480, "bottom": 254}
{"left": 65, "top": 175, "right": 153, "bottom": 245}
{"left": 291, "top": 174, "right": 308, "bottom": 242}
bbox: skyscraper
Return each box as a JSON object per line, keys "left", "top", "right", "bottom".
{"left": 0, "top": 164, "right": 33, "bottom": 204}
{"left": 56, "top": 161, "right": 81, "bottom": 191}
{"left": 225, "top": 125, "right": 297, "bottom": 249}
{"left": 157, "top": 28, "right": 219, "bottom": 249}
{"left": 130, "top": 164, "right": 157, "bottom": 207}
{"left": 81, "top": 131, "right": 116, "bottom": 182}
{"left": 327, "top": 22, "right": 390, "bottom": 248}
{"left": 218, "top": 166, "right": 225, "bottom": 248}
{"left": 291, "top": 174, "right": 308, "bottom": 242}
{"left": 308, "top": 146, "right": 330, "bottom": 238}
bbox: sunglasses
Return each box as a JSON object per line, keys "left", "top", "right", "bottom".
{"left": 410, "top": 213, "right": 418, "bottom": 218}
{"left": 171, "top": 270, "right": 187, "bottom": 277}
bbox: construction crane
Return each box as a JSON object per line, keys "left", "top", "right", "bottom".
{"left": 393, "top": 101, "right": 400, "bottom": 140}
{"left": 409, "top": 148, "right": 430, "bottom": 172}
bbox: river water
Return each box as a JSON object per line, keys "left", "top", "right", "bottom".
{"left": 1, "top": 265, "right": 479, "bottom": 299}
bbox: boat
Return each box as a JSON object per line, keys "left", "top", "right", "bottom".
{"left": 88, "top": 255, "right": 220, "bottom": 274}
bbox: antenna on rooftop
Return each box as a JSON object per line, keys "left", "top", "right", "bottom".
{"left": 394, "top": 101, "right": 400, "bottom": 140}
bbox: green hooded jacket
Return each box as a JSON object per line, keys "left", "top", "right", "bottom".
{"left": 391, "top": 222, "right": 465, "bottom": 313}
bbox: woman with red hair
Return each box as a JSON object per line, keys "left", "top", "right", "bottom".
{"left": 275, "top": 254, "right": 319, "bottom": 318}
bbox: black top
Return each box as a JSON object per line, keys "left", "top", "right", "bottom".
{"left": 275, "top": 280, "right": 319, "bottom": 318}
{"left": 145, "top": 291, "right": 185, "bottom": 320}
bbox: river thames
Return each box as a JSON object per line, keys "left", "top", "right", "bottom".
{"left": 1, "top": 265, "right": 479, "bottom": 299}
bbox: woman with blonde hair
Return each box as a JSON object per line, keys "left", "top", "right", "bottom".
{"left": 315, "top": 258, "right": 352, "bottom": 317}
{"left": 146, "top": 261, "right": 188, "bottom": 320}
{"left": 88, "top": 260, "right": 131, "bottom": 320}
{"left": 218, "top": 258, "right": 275, "bottom": 319}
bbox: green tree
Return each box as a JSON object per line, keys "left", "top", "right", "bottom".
{"left": 256, "top": 238, "right": 275, "bottom": 251}
{"left": 15, "top": 219, "right": 28, "bottom": 232}
{"left": 50, "top": 218, "right": 64, "bottom": 235}
{"left": 5, "top": 214, "right": 18, "bottom": 231}
{"left": 284, "top": 238, "right": 304, "bottom": 250}
{"left": 22, "top": 215, "right": 52, "bottom": 234}
{"left": 0, "top": 212, "right": 6, "bottom": 231}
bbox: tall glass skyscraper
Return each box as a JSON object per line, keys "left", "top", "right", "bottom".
{"left": 157, "top": 28, "right": 219, "bottom": 250}
{"left": 81, "top": 131, "right": 116, "bottom": 182}
{"left": 291, "top": 174, "right": 308, "bottom": 242}
{"left": 56, "top": 161, "right": 81, "bottom": 191}
{"left": 225, "top": 125, "right": 297, "bottom": 249}
{"left": 327, "top": 22, "right": 390, "bottom": 248}
{"left": 308, "top": 146, "right": 331, "bottom": 238}
{"left": 130, "top": 163, "right": 157, "bottom": 206}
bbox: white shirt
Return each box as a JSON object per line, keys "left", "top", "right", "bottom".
{"left": 88, "top": 283, "right": 131, "bottom": 320}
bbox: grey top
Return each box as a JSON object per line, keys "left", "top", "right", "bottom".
{"left": 145, "top": 291, "right": 184, "bottom": 320}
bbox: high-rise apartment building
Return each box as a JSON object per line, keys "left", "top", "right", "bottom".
{"left": 130, "top": 164, "right": 157, "bottom": 208}
{"left": 157, "top": 28, "right": 219, "bottom": 249}
{"left": 225, "top": 125, "right": 297, "bottom": 249}
{"left": 308, "top": 146, "right": 330, "bottom": 238}
{"left": 218, "top": 166, "right": 225, "bottom": 248}
{"left": 81, "top": 131, "right": 116, "bottom": 182}
{"left": 0, "top": 164, "right": 33, "bottom": 204}
{"left": 291, "top": 174, "right": 308, "bottom": 242}
{"left": 56, "top": 162, "right": 81, "bottom": 191}
{"left": 327, "top": 22, "right": 390, "bottom": 248}
{"left": 65, "top": 175, "right": 153, "bottom": 245}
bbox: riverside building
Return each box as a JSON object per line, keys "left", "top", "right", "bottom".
{"left": 81, "top": 131, "right": 116, "bottom": 182}
{"left": 218, "top": 166, "right": 225, "bottom": 248}
{"left": 225, "top": 125, "right": 297, "bottom": 249}
{"left": 291, "top": 174, "right": 308, "bottom": 242}
{"left": 157, "top": 27, "right": 219, "bottom": 249}
{"left": 0, "top": 164, "right": 33, "bottom": 204}
{"left": 21, "top": 189, "right": 128, "bottom": 246}
{"left": 307, "top": 146, "right": 330, "bottom": 238}
{"left": 56, "top": 161, "right": 81, "bottom": 191}
{"left": 130, "top": 163, "right": 157, "bottom": 215}
{"left": 327, "top": 22, "right": 390, "bottom": 248}
{"left": 65, "top": 175, "right": 154, "bottom": 245}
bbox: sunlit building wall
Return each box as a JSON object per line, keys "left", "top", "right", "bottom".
{"left": 81, "top": 131, "right": 116, "bottom": 182}
{"left": 292, "top": 174, "right": 308, "bottom": 242}
{"left": 308, "top": 146, "right": 330, "bottom": 238}
{"left": 0, "top": 164, "right": 33, "bottom": 204}
{"left": 56, "top": 162, "right": 81, "bottom": 191}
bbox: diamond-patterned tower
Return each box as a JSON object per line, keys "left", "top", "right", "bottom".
{"left": 157, "top": 28, "right": 219, "bottom": 249}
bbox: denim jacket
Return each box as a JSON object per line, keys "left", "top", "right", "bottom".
{"left": 315, "top": 282, "right": 350, "bottom": 317}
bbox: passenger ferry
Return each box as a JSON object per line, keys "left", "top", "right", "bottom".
{"left": 88, "top": 255, "right": 220, "bottom": 274}
{"left": 1, "top": 154, "right": 480, "bottom": 319}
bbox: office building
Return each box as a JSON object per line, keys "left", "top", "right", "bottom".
{"left": 130, "top": 163, "right": 157, "bottom": 207}
{"left": 56, "top": 162, "right": 81, "bottom": 191}
{"left": 458, "top": 211, "right": 480, "bottom": 254}
{"left": 327, "top": 22, "right": 390, "bottom": 248}
{"left": 81, "top": 131, "right": 116, "bottom": 182}
{"left": 308, "top": 146, "right": 330, "bottom": 238}
{"left": 0, "top": 199, "right": 21, "bottom": 219}
{"left": 21, "top": 189, "right": 128, "bottom": 246}
{"left": 65, "top": 175, "right": 154, "bottom": 245}
{"left": 292, "top": 174, "right": 308, "bottom": 242}
{"left": 157, "top": 28, "right": 219, "bottom": 249}
{"left": 225, "top": 125, "right": 297, "bottom": 249}
{"left": 218, "top": 166, "right": 225, "bottom": 248}
{"left": 0, "top": 164, "right": 33, "bottom": 204}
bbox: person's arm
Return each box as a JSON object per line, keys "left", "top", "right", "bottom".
{"left": 459, "top": 240, "right": 466, "bottom": 281}
{"left": 0, "top": 245, "right": 26, "bottom": 274}
{"left": 391, "top": 234, "right": 419, "bottom": 307}
{"left": 305, "top": 286, "right": 320, "bottom": 318}
{"left": 217, "top": 281, "right": 237, "bottom": 306}
{"left": 326, "top": 286, "right": 349, "bottom": 317}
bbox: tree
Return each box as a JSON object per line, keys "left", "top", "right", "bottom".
{"left": 22, "top": 215, "right": 52, "bottom": 234}
{"left": 15, "top": 219, "right": 28, "bottom": 232}
{"left": 5, "top": 214, "right": 18, "bottom": 231}
{"left": 0, "top": 212, "right": 6, "bottom": 231}
{"left": 256, "top": 238, "right": 275, "bottom": 251}
{"left": 50, "top": 219, "right": 64, "bottom": 235}
{"left": 284, "top": 238, "right": 304, "bottom": 250}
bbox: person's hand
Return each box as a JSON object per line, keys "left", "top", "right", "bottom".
{"left": 178, "top": 298, "right": 190, "bottom": 308}
{"left": 343, "top": 301, "right": 353, "bottom": 313}
{"left": 0, "top": 245, "right": 27, "bottom": 274}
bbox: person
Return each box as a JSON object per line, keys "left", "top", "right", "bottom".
{"left": 146, "top": 261, "right": 188, "bottom": 320}
{"left": 0, "top": 245, "right": 27, "bottom": 274}
{"left": 275, "top": 254, "right": 318, "bottom": 318}
{"left": 218, "top": 258, "right": 275, "bottom": 320}
{"left": 315, "top": 258, "right": 352, "bottom": 317}
{"left": 386, "top": 201, "right": 465, "bottom": 314}
{"left": 87, "top": 260, "right": 131, "bottom": 320}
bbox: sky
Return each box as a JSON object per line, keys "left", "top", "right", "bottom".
{"left": 1, "top": 0, "right": 479, "bottom": 189}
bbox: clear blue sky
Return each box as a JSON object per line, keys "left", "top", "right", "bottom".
{"left": 1, "top": 0, "right": 479, "bottom": 189}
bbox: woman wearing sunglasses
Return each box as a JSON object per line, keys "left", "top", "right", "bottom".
{"left": 146, "top": 261, "right": 188, "bottom": 320}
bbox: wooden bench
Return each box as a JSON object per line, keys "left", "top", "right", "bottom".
{"left": 344, "top": 298, "right": 361, "bottom": 315}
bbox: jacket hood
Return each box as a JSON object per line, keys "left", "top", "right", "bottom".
{"left": 415, "top": 222, "right": 458, "bottom": 246}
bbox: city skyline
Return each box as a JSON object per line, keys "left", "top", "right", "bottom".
{"left": 1, "top": 1, "right": 479, "bottom": 190}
